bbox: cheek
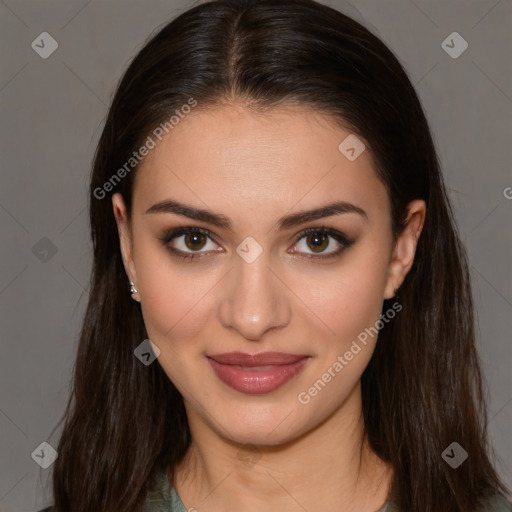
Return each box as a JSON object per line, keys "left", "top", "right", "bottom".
{"left": 305, "top": 244, "right": 391, "bottom": 351}
{"left": 134, "top": 238, "right": 216, "bottom": 349}
{"left": 137, "top": 258, "right": 216, "bottom": 395}
{"left": 293, "top": 250, "right": 391, "bottom": 416}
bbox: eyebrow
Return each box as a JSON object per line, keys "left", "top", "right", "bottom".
{"left": 144, "top": 198, "right": 367, "bottom": 231}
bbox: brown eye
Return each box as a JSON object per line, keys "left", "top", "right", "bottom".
{"left": 160, "top": 227, "right": 220, "bottom": 259}
{"left": 291, "top": 227, "right": 354, "bottom": 260}
{"left": 305, "top": 232, "right": 330, "bottom": 253}
{"left": 184, "top": 232, "right": 208, "bottom": 251}
{"left": 160, "top": 226, "right": 353, "bottom": 262}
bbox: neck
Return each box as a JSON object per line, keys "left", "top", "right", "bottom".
{"left": 172, "top": 382, "right": 392, "bottom": 512}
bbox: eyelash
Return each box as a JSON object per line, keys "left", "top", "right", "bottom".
{"left": 158, "top": 225, "right": 355, "bottom": 262}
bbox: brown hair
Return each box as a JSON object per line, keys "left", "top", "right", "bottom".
{"left": 49, "top": 1, "right": 510, "bottom": 510}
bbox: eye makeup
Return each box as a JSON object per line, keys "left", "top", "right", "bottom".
{"left": 158, "top": 225, "right": 356, "bottom": 262}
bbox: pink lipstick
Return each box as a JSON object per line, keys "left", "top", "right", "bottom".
{"left": 207, "top": 352, "right": 310, "bottom": 394}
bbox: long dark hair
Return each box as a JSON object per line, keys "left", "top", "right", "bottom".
{"left": 49, "top": 1, "right": 510, "bottom": 510}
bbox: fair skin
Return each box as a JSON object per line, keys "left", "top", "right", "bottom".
{"left": 112, "top": 103, "right": 426, "bottom": 512}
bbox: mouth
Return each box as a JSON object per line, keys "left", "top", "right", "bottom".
{"left": 206, "top": 352, "right": 311, "bottom": 394}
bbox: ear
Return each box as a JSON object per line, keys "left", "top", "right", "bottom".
{"left": 383, "top": 199, "right": 426, "bottom": 299}
{"left": 112, "top": 193, "right": 138, "bottom": 296}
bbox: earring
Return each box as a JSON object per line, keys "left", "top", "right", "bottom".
{"left": 129, "top": 281, "right": 140, "bottom": 302}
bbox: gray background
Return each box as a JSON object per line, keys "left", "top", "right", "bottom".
{"left": 0, "top": 0, "right": 511, "bottom": 510}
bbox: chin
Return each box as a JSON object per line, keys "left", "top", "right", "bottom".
{"left": 208, "top": 402, "right": 308, "bottom": 447}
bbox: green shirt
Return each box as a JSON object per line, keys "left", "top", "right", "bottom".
{"left": 38, "top": 470, "right": 512, "bottom": 512}
{"left": 142, "top": 470, "right": 512, "bottom": 512}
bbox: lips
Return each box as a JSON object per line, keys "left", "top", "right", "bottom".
{"left": 207, "top": 352, "right": 310, "bottom": 394}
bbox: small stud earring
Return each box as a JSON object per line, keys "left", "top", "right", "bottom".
{"left": 129, "top": 281, "right": 140, "bottom": 302}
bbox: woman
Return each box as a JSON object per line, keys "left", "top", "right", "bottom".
{"left": 41, "top": 0, "right": 511, "bottom": 511}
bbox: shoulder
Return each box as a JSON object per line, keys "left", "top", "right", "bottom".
{"left": 35, "top": 471, "right": 184, "bottom": 512}
{"left": 36, "top": 492, "right": 512, "bottom": 512}
{"left": 142, "top": 469, "right": 187, "bottom": 512}
{"left": 384, "top": 494, "right": 512, "bottom": 512}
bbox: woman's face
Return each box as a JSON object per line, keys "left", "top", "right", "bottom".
{"left": 113, "top": 104, "right": 424, "bottom": 446}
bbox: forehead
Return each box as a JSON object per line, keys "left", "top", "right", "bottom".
{"left": 132, "top": 104, "right": 389, "bottom": 223}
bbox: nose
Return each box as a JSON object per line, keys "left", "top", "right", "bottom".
{"left": 217, "top": 249, "right": 292, "bottom": 341}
